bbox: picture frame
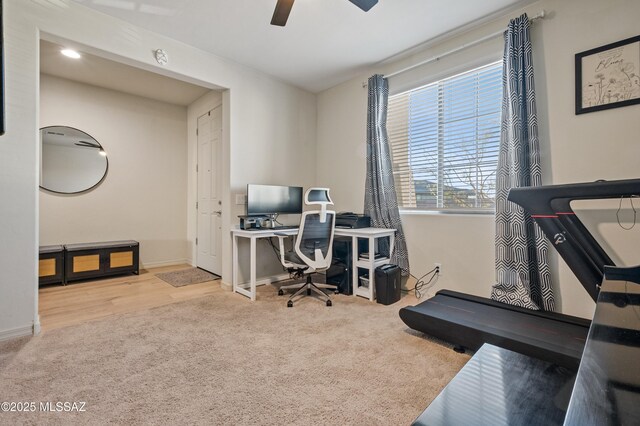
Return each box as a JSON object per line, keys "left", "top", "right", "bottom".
{"left": 575, "top": 35, "right": 640, "bottom": 115}
{"left": 0, "top": 0, "right": 4, "bottom": 135}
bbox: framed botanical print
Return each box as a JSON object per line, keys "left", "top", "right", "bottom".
{"left": 575, "top": 35, "right": 640, "bottom": 115}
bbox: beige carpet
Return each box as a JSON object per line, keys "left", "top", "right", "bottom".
{"left": 0, "top": 284, "right": 469, "bottom": 425}
{"left": 155, "top": 267, "right": 220, "bottom": 287}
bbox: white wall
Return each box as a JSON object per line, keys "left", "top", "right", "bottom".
{"left": 0, "top": 0, "right": 317, "bottom": 339}
{"left": 227, "top": 77, "right": 318, "bottom": 284}
{"left": 316, "top": 0, "right": 640, "bottom": 319}
{"left": 39, "top": 74, "right": 189, "bottom": 267}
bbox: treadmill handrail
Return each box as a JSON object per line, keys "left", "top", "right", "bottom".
{"left": 508, "top": 178, "right": 640, "bottom": 302}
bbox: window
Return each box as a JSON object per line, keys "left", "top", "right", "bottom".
{"left": 388, "top": 62, "right": 502, "bottom": 212}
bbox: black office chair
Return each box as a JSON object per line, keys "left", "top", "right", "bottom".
{"left": 275, "top": 188, "right": 338, "bottom": 307}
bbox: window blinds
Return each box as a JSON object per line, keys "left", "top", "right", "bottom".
{"left": 388, "top": 61, "right": 502, "bottom": 211}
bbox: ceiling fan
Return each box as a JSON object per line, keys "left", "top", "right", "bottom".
{"left": 271, "top": 0, "right": 378, "bottom": 27}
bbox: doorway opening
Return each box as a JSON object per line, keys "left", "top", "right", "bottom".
{"left": 37, "top": 36, "right": 228, "bottom": 329}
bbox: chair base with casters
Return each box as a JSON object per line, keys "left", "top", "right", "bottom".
{"left": 278, "top": 273, "right": 338, "bottom": 307}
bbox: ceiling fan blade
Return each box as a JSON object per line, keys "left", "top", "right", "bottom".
{"left": 271, "top": 0, "right": 295, "bottom": 26}
{"left": 348, "top": 0, "right": 378, "bottom": 12}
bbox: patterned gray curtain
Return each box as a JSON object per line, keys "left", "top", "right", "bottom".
{"left": 364, "top": 74, "right": 410, "bottom": 276}
{"left": 491, "top": 14, "right": 554, "bottom": 311}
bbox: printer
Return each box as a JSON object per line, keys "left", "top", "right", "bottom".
{"left": 335, "top": 213, "right": 371, "bottom": 229}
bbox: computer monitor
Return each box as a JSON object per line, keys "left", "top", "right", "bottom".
{"left": 246, "top": 184, "right": 303, "bottom": 216}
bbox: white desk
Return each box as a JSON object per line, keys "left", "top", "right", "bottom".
{"left": 231, "top": 227, "right": 395, "bottom": 301}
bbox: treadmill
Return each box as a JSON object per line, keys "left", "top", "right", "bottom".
{"left": 399, "top": 178, "right": 640, "bottom": 369}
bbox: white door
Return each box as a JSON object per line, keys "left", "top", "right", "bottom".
{"left": 197, "top": 106, "right": 222, "bottom": 274}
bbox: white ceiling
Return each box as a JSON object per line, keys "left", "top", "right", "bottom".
{"left": 40, "top": 39, "right": 211, "bottom": 106}
{"left": 70, "top": 0, "right": 533, "bottom": 93}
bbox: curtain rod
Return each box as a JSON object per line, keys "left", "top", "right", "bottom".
{"left": 362, "top": 10, "right": 546, "bottom": 87}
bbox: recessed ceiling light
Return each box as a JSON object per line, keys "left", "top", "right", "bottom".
{"left": 60, "top": 49, "right": 81, "bottom": 59}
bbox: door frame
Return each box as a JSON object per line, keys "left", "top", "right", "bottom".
{"left": 187, "top": 91, "right": 230, "bottom": 288}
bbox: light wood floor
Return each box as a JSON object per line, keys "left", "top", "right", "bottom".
{"left": 39, "top": 264, "right": 220, "bottom": 331}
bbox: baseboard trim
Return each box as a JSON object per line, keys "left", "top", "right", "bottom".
{"left": 33, "top": 315, "right": 41, "bottom": 336}
{"left": 0, "top": 325, "right": 33, "bottom": 341}
{"left": 256, "top": 273, "right": 291, "bottom": 286}
{"left": 141, "top": 259, "right": 191, "bottom": 269}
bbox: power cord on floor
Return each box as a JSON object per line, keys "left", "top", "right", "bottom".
{"left": 403, "top": 266, "right": 439, "bottom": 299}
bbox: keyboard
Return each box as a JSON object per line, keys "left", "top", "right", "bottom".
{"left": 245, "top": 225, "right": 298, "bottom": 231}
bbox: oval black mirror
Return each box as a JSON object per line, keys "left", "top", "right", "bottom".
{"left": 40, "top": 126, "right": 108, "bottom": 194}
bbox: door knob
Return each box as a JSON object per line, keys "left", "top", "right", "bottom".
{"left": 214, "top": 210, "right": 222, "bottom": 215}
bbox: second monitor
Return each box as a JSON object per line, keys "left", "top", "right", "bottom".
{"left": 246, "top": 184, "right": 303, "bottom": 217}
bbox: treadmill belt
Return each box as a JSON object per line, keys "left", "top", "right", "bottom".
{"left": 400, "top": 291, "right": 590, "bottom": 369}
